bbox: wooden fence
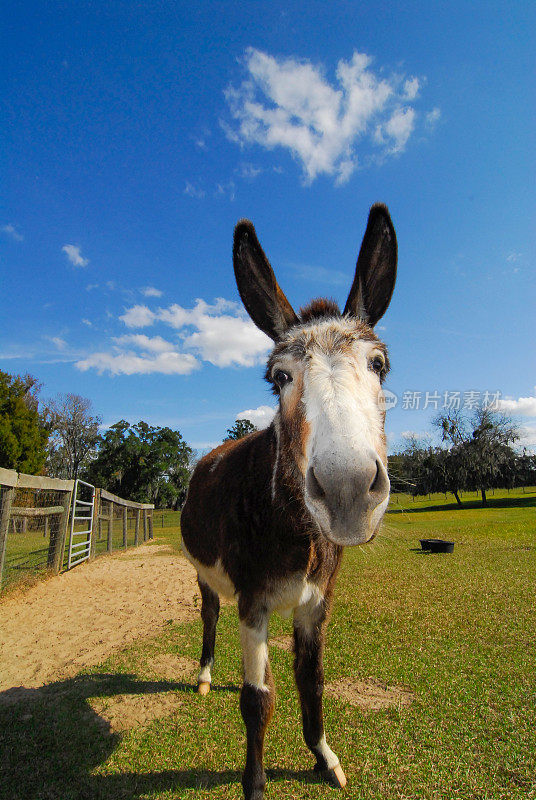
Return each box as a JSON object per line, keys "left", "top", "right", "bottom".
{"left": 0, "top": 467, "right": 154, "bottom": 592}
{"left": 91, "top": 488, "right": 154, "bottom": 558}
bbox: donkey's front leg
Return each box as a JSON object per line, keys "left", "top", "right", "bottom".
{"left": 238, "top": 603, "right": 274, "bottom": 800}
{"left": 293, "top": 601, "right": 347, "bottom": 789}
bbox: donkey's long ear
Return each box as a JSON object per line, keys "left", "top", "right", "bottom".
{"left": 344, "top": 203, "right": 397, "bottom": 326}
{"left": 233, "top": 220, "right": 298, "bottom": 341}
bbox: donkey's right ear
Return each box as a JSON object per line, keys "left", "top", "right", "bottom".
{"left": 233, "top": 220, "right": 298, "bottom": 341}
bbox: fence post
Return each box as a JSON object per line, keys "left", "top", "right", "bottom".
{"left": 122, "top": 506, "right": 128, "bottom": 549}
{"left": 107, "top": 501, "right": 114, "bottom": 553}
{"left": 0, "top": 487, "right": 16, "bottom": 590}
{"left": 90, "top": 488, "right": 100, "bottom": 560}
{"left": 148, "top": 509, "right": 153, "bottom": 540}
{"left": 134, "top": 508, "right": 140, "bottom": 546}
{"left": 48, "top": 488, "right": 72, "bottom": 573}
{"left": 142, "top": 509, "right": 147, "bottom": 542}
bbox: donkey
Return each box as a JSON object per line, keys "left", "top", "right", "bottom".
{"left": 181, "top": 203, "right": 397, "bottom": 799}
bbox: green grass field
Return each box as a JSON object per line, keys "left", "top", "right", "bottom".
{"left": 1, "top": 489, "right": 535, "bottom": 799}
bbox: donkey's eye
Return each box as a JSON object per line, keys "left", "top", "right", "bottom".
{"left": 370, "top": 356, "right": 385, "bottom": 375}
{"left": 274, "top": 370, "right": 292, "bottom": 389}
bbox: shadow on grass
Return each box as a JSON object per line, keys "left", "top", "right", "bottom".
{"left": 0, "top": 673, "right": 314, "bottom": 800}
{"left": 388, "top": 494, "right": 536, "bottom": 515}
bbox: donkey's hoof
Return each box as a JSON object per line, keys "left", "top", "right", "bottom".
{"left": 197, "top": 681, "right": 211, "bottom": 696}
{"left": 315, "top": 763, "right": 347, "bottom": 789}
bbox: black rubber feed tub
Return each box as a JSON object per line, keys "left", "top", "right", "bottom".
{"left": 420, "top": 538, "right": 455, "bottom": 553}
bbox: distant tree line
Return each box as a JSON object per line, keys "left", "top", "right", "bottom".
{"left": 389, "top": 408, "right": 536, "bottom": 507}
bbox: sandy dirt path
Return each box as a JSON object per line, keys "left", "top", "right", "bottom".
{"left": 0, "top": 543, "right": 199, "bottom": 694}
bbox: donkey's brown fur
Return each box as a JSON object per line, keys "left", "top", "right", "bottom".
{"left": 181, "top": 204, "right": 398, "bottom": 799}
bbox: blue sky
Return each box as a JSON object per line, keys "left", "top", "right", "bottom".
{"left": 2, "top": 1, "right": 535, "bottom": 453}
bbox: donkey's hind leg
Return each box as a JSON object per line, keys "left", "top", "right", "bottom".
{"left": 197, "top": 576, "right": 220, "bottom": 695}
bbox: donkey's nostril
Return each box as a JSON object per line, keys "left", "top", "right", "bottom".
{"left": 369, "top": 460, "right": 381, "bottom": 494}
{"left": 306, "top": 466, "right": 325, "bottom": 501}
{"left": 369, "top": 459, "right": 389, "bottom": 500}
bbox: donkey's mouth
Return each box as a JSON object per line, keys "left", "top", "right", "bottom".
{"left": 306, "top": 491, "right": 389, "bottom": 548}
{"left": 307, "top": 506, "right": 377, "bottom": 547}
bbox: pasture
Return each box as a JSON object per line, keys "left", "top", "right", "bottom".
{"left": 1, "top": 489, "right": 535, "bottom": 799}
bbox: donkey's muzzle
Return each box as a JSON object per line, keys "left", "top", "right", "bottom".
{"left": 305, "top": 453, "right": 390, "bottom": 545}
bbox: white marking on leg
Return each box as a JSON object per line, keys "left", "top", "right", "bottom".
{"left": 240, "top": 620, "right": 269, "bottom": 692}
{"left": 315, "top": 734, "right": 339, "bottom": 769}
{"left": 198, "top": 665, "right": 212, "bottom": 684}
{"left": 293, "top": 582, "right": 324, "bottom": 638}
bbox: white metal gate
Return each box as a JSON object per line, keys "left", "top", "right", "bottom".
{"left": 67, "top": 479, "right": 95, "bottom": 569}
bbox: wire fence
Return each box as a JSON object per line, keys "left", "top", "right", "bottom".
{"left": 0, "top": 468, "right": 154, "bottom": 594}
{"left": 5, "top": 486, "right": 66, "bottom": 587}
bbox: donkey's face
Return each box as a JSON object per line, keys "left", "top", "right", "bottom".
{"left": 233, "top": 205, "right": 397, "bottom": 546}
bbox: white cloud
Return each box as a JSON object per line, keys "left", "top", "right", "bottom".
{"left": 113, "top": 334, "right": 176, "bottom": 353}
{"left": 224, "top": 48, "right": 428, "bottom": 184}
{"left": 49, "top": 336, "right": 67, "bottom": 350}
{"left": 498, "top": 387, "right": 536, "bottom": 417}
{"left": 403, "top": 77, "right": 420, "bottom": 100}
{"left": 237, "top": 405, "right": 276, "bottom": 429}
{"left": 184, "top": 182, "right": 206, "bottom": 199}
{"left": 1, "top": 223, "right": 23, "bottom": 241}
{"left": 62, "top": 244, "right": 89, "bottom": 267}
{"left": 82, "top": 318, "right": 92, "bottom": 327}
{"left": 120, "top": 304, "right": 156, "bottom": 328}
{"left": 76, "top": 349, "right": 199, "bottom": 376}
{"left": 141, "top": 286, "right": 163, "bottom": 297}
{"left": 158, "top": 298, "right": 271, "bottom": 367}
{"left": 79, "top": 297, "right": 272, "bottom": 375}
{"left": 425, "top": 107, "right": 441, "bottom": 129}
{"left": 517, "top": 424, "right": 536, "bottom": 450}
{"left": 382, "top": 107, "right": 416, "bottom": 153}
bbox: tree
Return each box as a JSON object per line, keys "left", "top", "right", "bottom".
{"left": 390, "top": 408, "right": 524, "bottom": 508}
{"left": 225, "top": 418, "right": 257, "bottom": 440}
{"left": 0, "top": 371, "right": 49, "bottom": 474}
{"left": 86, "top": 420, "right": 192, "bottom": 508}
{"left": 46, "top": 393, "right": 101, "bottom": 480}
{"left": 434, "top": 407, "right": 519, "bottom": 506}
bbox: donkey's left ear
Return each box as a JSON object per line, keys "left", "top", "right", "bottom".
{"left": 344, "top": 203, "right": 397, "bottom": 326}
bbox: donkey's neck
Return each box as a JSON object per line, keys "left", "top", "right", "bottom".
{"left": 267, "top": 419, "right": 319, "bottom": 542}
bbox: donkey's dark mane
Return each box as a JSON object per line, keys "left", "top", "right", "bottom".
{"left": 299, "top": 298, "right": 341, "bottom": 323}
